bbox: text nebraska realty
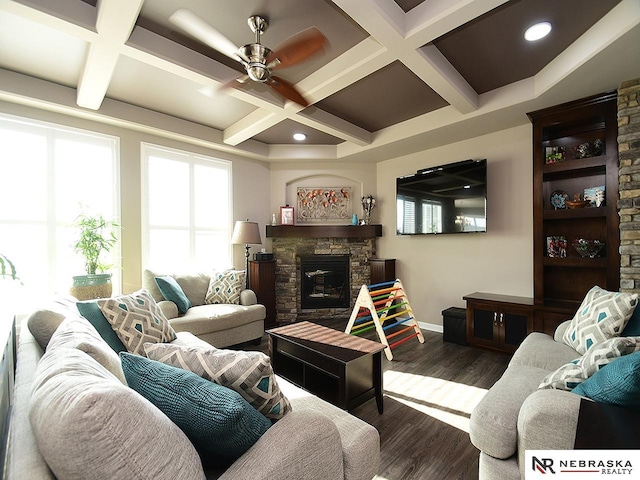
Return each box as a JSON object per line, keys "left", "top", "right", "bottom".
{"left": 560, "top": 459, "right": 632, "bottom": 475}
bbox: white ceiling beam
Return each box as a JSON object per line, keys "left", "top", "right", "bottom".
{"left": 405, "top": 0, "right": 510, "bottom": 47}
{"left": 223, "top": 109, "right": 286, "bottom": 145}
{"left": 0, "top": 0, "right": 96, "bottom": 39}
{"left": 76, "top": 0, "right": 143, "bottom": 110}
{"left": 295, "top": 108, "right": 372, "bottom": 146}
{"left": 221, "top": 37, "right": 389, "bottom": 146}
{"left": 331, "top": 0, "right": 478, "bottom": 113}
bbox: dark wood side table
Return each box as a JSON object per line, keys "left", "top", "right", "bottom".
{"left": 370, "top": 258, "right": 396, "bottom": 285}
{"left": 267, "top": 321, "right": 386, "bottom": 413}
{"left": 574, "top": 399, "right": 640, "bottom": 449}
{"left": 249, "top": 259, "right": 276, "bottom": 328}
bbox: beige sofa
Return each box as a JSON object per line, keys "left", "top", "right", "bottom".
{"left": 6, "top": 302, "right": 380, "bottom": 480}
{"left": 142, "top": 269, "right": 265, "bottom": 348}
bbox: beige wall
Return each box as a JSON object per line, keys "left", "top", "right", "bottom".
{"left": 4, "top": 98, "right": 534, "bottom": 328}
{"left": 0, "top": 101, "right": 271, "bottom": 294}
{"left": 376, "top": 124, "right": 534, "bottom": 329}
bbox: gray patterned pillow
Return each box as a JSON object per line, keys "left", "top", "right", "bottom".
{"left": 144, "top": 342, "right": 291, "bottom": 421}
{"left": 539, "top": 336, "right": 640, "bottom": 390}
{"left": 205, "top": 269, "right": 245, "bottom": 304}
{"left": 97, "top": 289, "right": 176, "bottom": 355}
{"left": 562, "top": 286, "right": 638, "bottom": 354}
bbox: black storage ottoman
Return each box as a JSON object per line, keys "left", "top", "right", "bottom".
{"left": 442, "top": 307, "right": 467, "bottom": 345}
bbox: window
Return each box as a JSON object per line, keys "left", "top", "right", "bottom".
{"left": 0, "top": 114, "right": 120, "bottom": 303}
{"left": 397, "top": 196, "right": 442, "bottom": 234}
{"left": 142, "top": 143, "right": 232, "bottom": 272}
{"left": 397, "top": 196, "right": 416, "bottom": 234}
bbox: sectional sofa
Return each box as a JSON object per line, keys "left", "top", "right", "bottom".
{"left": 470, "top": 286, "right": 640, "bottom": 479}
{"left": 5, "top": 294, "right": 380, "bottom": 480}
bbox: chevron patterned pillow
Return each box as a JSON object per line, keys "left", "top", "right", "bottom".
{"left": 539, "top": 336, "right": 640, "bottom": 390}
{"left": 144, "top": 342, "right": 291, "bottom": 421}
{"left": 562, "top": 286, "right": 638, "bottom": 355}
{"left": 97, "top": 289, "right": 176, "bottom": 355}
{"left": 204, "top": 269, "right": 245, "bottom": 305}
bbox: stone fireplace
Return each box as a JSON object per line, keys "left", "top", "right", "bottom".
{"left": 267, "top": 225, "right": 381, "bottom": 323}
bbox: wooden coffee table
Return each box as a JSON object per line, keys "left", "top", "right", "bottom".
{"left": 267, "top": 321, "right": 385, "bottom": 413}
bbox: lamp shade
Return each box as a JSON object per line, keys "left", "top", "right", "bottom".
{"left": 230, "top": 220, "right": 262, "bottom": 245}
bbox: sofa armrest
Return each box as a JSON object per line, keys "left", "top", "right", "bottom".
{"left": 216, "top": 410, "right": 344, "bottom": 480}
{"left": 157, "top": 300, "right": 179, "bottom": 319}
{"left": 517, "top": 389, "right": 581, "bottom": 477}
{"left": 239, "top": 289, "right": 258, "bottom": 306}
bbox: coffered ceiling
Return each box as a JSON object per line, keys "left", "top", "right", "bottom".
{"left": 0, "top": 0, "right": 639, "bottom": 163}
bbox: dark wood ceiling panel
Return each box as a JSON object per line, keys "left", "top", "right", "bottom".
{"left": 394, "top": 0, "right": 426, "bottom": 13}
{"left": 432, "top": 0, "right": 623, "bottom": 94}
{"left": 315, "top": 61, "right": 449, "bottom": 132}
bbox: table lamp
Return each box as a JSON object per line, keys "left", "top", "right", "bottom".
{"left": 230, "top": 220, "right": 262, "bottom": 289}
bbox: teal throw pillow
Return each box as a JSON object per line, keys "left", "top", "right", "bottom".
{"left": 120, "top": 352, "right": 271, "bottom": 466}
{"left": 76, "top": 301, "right": 127, "bottom": 353}
{"left": 155, "top": 276, "right": 191, "bottom": 314}
{"left": 572, "top": 351, "right": 640, "bottom": 409}
{"left": 622, "top": 304, "right": 640, "bottom": 336}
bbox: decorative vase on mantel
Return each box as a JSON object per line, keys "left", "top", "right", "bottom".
{"left": 361, "top": 195, "right": 376, "bottom": 225}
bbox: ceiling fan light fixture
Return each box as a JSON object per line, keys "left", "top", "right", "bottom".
{"left": 293, "top": 133, "right": 307, "bottom": 141}
{"left": 524, "top": 22, "right": 551, "bottom": 41}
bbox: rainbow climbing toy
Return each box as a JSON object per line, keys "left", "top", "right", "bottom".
{"left": 345, "top": 279, "right": 424, "bottom": 360}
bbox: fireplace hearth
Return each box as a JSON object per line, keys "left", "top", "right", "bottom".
{"left": 301, "top": 255, "right": 350, "bottom": 309}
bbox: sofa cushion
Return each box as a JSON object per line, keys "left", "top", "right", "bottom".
{"left": 168, "top": 303, "right": 265, "bottom": 336}
{"left": 120, "top": 352, "right": 271, "bottom": 467}
{"left": 509, "top": 332, "right": 578, "bottom": 371}
{"left": 47, "top": 315, "right": 126, "bottom": 384}
{"left": 97, "top": 289, "right": 176, "bottom": 355}
{"left": 539, "top": 336, "right": 640, "bottom": 390}
{"left": 562, "top": 286, "right": 638, "bottom": 354}
{"left": 572, "top": 351, "right": 640, "bottom": 408}
{"left": 155, "top": 275, "right": 191, "bottom": 314}
{"left": 29, "top": 347, "right": 206, "bottom": 480}
{"left": 469, "top": 365, "right": 551, "bottom": 459}
{"left": 205, "top": 269, "right": 245, "bottom": 305}
{"left": 144, "top": 342, "right": 291, "bottom": 420}
{"left": 26, "top": 294, "right": 78, "bottom": 349}
{"left": 143, "top": 269, "right": 210, "bottom": 307}
{"left": 77, "top": 300, "right": 127, "bottom": 353}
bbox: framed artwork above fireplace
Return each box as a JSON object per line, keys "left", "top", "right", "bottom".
{"left": 295, "top": 187, "right": 352, "bottom": 224}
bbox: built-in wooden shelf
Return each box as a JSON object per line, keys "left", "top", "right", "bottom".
{"left": 266, "top": 224, "right": 382, "bottom": 239}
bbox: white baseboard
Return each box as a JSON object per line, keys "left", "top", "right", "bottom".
{"left": 418, "top": 321, "right": 443, "bottom": 334}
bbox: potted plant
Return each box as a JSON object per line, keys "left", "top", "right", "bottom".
{"left": 70, "top": 213, "right": 119, "bottom": 300}
{"left": 0, "top": 253, "right": 19, "bottom": 282}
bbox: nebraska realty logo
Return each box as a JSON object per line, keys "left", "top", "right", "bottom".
{"left": 526, "top": 451, "right": 638, "bottom": 479}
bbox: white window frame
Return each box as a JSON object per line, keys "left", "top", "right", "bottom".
{"left": 141, "top": 142, "right": 233, "bottom": 272}
{"left": 0, "top": 113, "right": 121, "bottom": 301}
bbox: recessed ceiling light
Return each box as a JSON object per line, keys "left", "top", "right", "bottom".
{"left": 524, "top": 22, "right": 552, "bottom": 41}
{"left": 293, "top": 133, "right": 307, "bottom": 141}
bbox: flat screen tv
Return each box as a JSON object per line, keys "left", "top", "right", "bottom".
{"left": 396, "top": 159, "right": 487, "bottom": 235}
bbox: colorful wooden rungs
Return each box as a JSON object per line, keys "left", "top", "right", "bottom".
{"left": 345, "top": 279, "right": 424, "bottom": 360}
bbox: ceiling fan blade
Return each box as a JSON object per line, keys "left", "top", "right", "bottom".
{"left": 267, "top": 76, "right": 309, "bottom": 107}
{"left": 267, "top": 27, "right": 327, "bottom": 70}
{"left": 170, "top": 9, "right": 245, "bottom": 63}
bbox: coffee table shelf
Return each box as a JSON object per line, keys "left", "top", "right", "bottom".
{"left": 267, "top": 321, "right": 385, "bottom": 413}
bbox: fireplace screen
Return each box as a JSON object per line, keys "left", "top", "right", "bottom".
{"left": 300, "top": 255, "right": 350, "bottom": 309}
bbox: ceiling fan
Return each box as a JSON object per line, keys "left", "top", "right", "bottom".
{"left": 170, "top": 9, "right": 327, "bottom": 107}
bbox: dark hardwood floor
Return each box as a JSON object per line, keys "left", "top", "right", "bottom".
{"left": 248, "top": 318, "right": 511, "bottom": 480}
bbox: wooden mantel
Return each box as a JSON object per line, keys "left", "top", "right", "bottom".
{"left": 266, "top": 224, "right": 382, "bottom": 239}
